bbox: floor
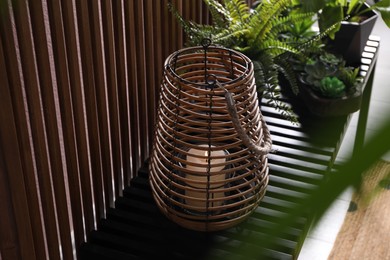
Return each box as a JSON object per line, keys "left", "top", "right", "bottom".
{"left": 298, "top": 16, "right": 390, "bottom": 260}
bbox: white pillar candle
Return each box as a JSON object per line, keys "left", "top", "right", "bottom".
{"left": 184, "top": 145, "right": 227, "bottom": 211}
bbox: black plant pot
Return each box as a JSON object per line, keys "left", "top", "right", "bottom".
{"left": 298, "top": 82, "right": 363, "bottom": 117}
{"left": 331, "top": 6, "right": 378, "bottom": 65}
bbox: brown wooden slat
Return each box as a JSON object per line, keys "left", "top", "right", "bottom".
{"left": 192, "top": 0, "right": 199, "bottom": 24}
{"left": 153, "top": 0, "right": 163, "bottom": 109}
{"left": 134, "top": 0, "right": 149, "bottom": 162}
{"left": 11, "top": 1, "right": 62, "bottom": 259}
{"left": 0, "top": 19, "right": 38, "bottom": 259}
{"left": 47, "top": 0, "right": 87, "bottom": 248}
{"left": 161, "top": 0, "right": 172, "bottom": 57}
{"left": 112, "top": 0, "right": 133, "bottom": 185}
{"left": 76, "top": 0, "right": 106, "bottom": 219}
{"left": 0, "top": 151, "right": 20, "bottom": 260}
{"left": 61, "top": 0, "right": 98, "bottom": 237}
{"left": 89, "top": 0, "right": 116, "bottom": 207}
{"left": 125, "top": 0, "right": 142, "bottom": 174}
{"left": 144, "top": 0, "right": 156, "bottom": 152}
{"left": 28, "top": 0, "right": 76, "bottom": 258}
{"left": 175, "top": 0, "right": 186, "bottom": 52}
{"left": 101, "top": 0, "right": 124, "bottom": 197}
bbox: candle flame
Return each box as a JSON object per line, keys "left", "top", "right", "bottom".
{"left": 205, "top": 151, "right": 209, "bottom": 163}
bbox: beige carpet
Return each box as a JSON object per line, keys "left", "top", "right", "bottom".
{"left": 328, "top": 160, "right": 390, "bottom": 260}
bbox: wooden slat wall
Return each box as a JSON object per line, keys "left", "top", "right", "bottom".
{"left": 0, "top": 0, "right": 253, "bottom": 259}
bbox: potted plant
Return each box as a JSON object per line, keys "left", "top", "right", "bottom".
{"left": 169, "top": 0, "right": 329, "bottom": 123}
{"left": 298, "top": 50, "right": 363, "bottom": 117}
{"left": 171, "top": 0, "right": 336, "bottom": 122}
{"left": 301, "top": 0, "right": 390, "bottom": 64}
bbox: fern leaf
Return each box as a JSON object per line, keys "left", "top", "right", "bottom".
{"left": 264, "top": 91, "right": 299, "bottom": 124}
{"left": 296, "top": 21, "right": 340, "bottom": 52}
{"left": 204, "top": 0, "right": 230, "bottom": 28}
{"left": 260, "top": 40, "right": 301, "bottom": 57}
{"left": 186, "top": 23, "right": 222, "bottom": 46}
{"left": 225, "top": 0, "right": 250, "bottom": 26}
{"left": 252, "top": 60, "right": 267, "bottom": 93}
{"left": 271, "top": 12, "right": 315, "bottom": 37}
{"left": 249, "top": 0, "right": 293, "bottom": 47}
{"left": 275, "top": 58, "right": 299, "bottom": 95}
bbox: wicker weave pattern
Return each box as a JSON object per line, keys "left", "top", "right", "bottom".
{"left": 149, "top": 45, "right": 270, "bottom": 231}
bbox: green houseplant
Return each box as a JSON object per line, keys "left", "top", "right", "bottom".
{"left": 301, "top": 0, "right": 390, "bottom": 35}
{"left": 170, "top": 0, "right": 333, "bottom": 123}
{"left": 302, "top": 51, "right": 360, "bottom": 96}
{"left": 298, "top": 50, "right": 363, "bottom": 116}
{"left": 301, "top": 0, "right": 390, "bottom": 64}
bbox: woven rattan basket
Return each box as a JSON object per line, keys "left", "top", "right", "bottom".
{"left": 149, "top": 42, "right": 272, "bottom": 232}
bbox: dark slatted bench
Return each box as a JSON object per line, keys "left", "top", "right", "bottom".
{"left": 79, "top": 37, "right": 379, "bottom": 260}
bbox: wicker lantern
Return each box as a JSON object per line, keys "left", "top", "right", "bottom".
{"left": 149, "top": 40, "right": 272, "bottom": 232}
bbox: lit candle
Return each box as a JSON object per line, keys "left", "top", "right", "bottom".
{"left": 184, "top": 144, "right": 227, "bottom": 212}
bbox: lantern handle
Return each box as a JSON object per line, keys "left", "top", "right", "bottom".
{"left": 216, "top": 81, "right": 273, "bottom": 156}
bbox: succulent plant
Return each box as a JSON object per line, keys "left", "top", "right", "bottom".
{"left": 302, "top": 51, "right": 361, "bottom": 98}
{"left": 319, "top": 77, "right": 346, "bottom": 98}
{"left": 304, "top": 60, "right": 338, "bottom": 89}
{"left": 319, "top": 52, "right": 342, "bottom": 66}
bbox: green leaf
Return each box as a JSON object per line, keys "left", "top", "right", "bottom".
{"left": 275, "top": 57, "right": 300, "bottom": 95}
{"left": 319, "top": 5, "right": 343, "bottom": 39}
{"left": 300, "top": 0, "right": 325, "bottom": 12}
{"left": 225, "top": 0, "right": 250, "bottom": 26}
{"left": 319, "top": 76, "right": 346, "bottom": 97}
{"left": 378, "top": 8, "right": 390, "bottom": 28}
{"left": 250, "top": 0, "right": 292, "bottom": 47}
{"left": 375, "top": 0, "right": 390, "bottom": 28}
{"left": 347, "top": 0, "right": 360, "bottom": 15}
{"left": 204, "top": 0, "right": 230, "bottom": 28}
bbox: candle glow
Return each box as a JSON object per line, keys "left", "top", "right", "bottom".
{"left": 184, "top": 145, "right": 227, "bottom": 211}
